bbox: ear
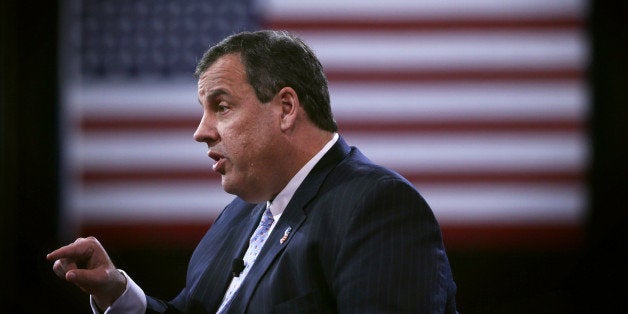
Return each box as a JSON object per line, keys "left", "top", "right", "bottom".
{"left": 277, "top": 87, "right": 299, "bottom": 131}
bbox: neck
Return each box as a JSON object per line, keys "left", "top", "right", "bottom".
{"left": 267, "top": 129, "right": 334, "bottom": 201}
{"left": 293, "top": 129, "right": 334, "bottom": 167}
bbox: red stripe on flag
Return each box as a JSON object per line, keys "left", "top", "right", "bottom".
{"left": 337, "top": 120, "right": 584, "bottom": 133}
{"left": 441, "top": 223, "right": 584, "bottom": 251}
{"left": 324, "top": 69, "right": 582, "bottom": 83}
{"left": 81, "top": 222, "right": 212, "bottom": 248}
{"left": 81, "top": 169, "right": 583, "bottom": 185}
{"left": 79, "top": 222, "right": 583, "bottom": 250}
{"left": 80, "top": 117, "right": 583, "bottom": 133}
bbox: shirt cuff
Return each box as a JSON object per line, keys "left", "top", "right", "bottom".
{"left": 89, "top": 269, "right": 147, "bottom": 314}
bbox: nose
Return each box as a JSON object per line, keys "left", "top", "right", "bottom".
{"left": 193, "top": 113, "right": 219, "bottom": 145}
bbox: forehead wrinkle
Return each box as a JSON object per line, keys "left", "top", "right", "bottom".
{"left": 198, "top": 70, "right": 229, "bottom": 99}
{"left": 206, "top": 89, "right": 228, "bottom": 101}
{"left": 197, "top": 89, "right": 228, "bottom": 109}
{"left": 198, "top": 54, "right": 250, "bottom": 106}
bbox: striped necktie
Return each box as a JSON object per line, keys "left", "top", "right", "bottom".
{"left": 216, "top": 206, "right": 275, "bottom": 313}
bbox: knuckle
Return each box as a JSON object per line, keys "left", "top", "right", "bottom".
{"left": 74, "top": 236, "right": 98, "bottom": 246}
{"left": 84, "top": 236, "right": 98, "bottom": 245}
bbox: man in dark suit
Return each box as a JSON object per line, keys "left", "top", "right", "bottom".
{"left": 48, "top": 30, "right": 457, "bottom": 313}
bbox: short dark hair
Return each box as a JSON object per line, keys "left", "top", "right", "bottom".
{"left": 195, "top": 30, "right": 338, "bottom": 132}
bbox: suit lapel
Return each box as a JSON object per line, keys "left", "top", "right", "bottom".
{"left": 190, "top": 202, "right": 267, "bottom": 313}
{"left": 227, "top": 206, "right": 306, "bottom": 313}
{"left": 227, "top": 137, "right": 352, "bottom": 313}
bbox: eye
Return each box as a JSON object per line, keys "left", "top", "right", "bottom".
{"left": 215, "top": 102, "right": 230, "bottom": 113}
{"left": 218, "top": 104, "right": 227, "bottom": 112}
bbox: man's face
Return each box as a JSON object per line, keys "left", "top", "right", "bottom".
{"left": 194, "top": 53, "right": 285, "bottom": 202}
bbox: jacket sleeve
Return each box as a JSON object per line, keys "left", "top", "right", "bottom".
{"left": 145, "top": 291, "right": 186, "bottom": 314}
{"left": 332, "top": 178, "right": 457, "bottom": 313}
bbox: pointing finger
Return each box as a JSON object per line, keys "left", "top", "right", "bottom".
{"left": 46, "top": 237, "right": 98, "bottom": 261}
{"left": 47, "top": 242, "right": 81, "bottom": 261}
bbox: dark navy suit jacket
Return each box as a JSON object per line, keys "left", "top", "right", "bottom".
{"left": 147, "top": 137, "right": 457, "bottom": 313}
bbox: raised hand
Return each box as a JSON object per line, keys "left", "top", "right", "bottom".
{"left": 47, "top": 236, "right": 127, "bottom": 310}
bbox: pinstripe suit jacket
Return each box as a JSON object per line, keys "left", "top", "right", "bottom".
{"left": 146, "top": 136, "right": 457, "bottom": 313}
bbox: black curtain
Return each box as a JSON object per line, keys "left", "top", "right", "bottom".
{"left": 0, "top": 1, "right": 87, "bottom": 312}
{"left": 568, "top": 1, "right": 628, "bottom": 313}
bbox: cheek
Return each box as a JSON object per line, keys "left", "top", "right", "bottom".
{"left": 221, "top": 107, "right": 279, "bottom": 169}
{"left": 224, "top": 124, "right": 265, "bottom": 164}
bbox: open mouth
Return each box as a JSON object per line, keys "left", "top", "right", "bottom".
{"left": 208, "top": 151, "right": 226, "bottom": 174}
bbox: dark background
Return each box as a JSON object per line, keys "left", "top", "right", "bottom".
{"left": 1, "top": 1, "right": 626, "bottom": 313}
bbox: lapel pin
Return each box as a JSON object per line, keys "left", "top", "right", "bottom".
{"left": 280, "top": 227, "right": 292, "bottom": 244}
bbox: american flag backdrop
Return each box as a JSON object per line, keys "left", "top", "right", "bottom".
{"left": 60, "top": 0, "right": 590, "bottom": 250}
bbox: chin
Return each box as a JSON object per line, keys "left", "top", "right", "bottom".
{"left": 221, "top": 182, "right": 257, "bottom": 203}
{"left": 221, "top": 174, "right": 270, "bottom": 203}
{"left": 221, "top": 179, "right": 238, "bottom": 196}
{"left": 238, "top": 192, "right": 268, "bottom": 204}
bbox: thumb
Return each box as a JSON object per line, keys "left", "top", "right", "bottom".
{"left": 65, "top": 268, "right": 106, "bottom": 290}
{"left": 67, "top": 267, "right": 127, "bottom": 307}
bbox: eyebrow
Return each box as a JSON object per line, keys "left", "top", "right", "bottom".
{"left": 198, "top": 88, "right": 228, "bottom": 106}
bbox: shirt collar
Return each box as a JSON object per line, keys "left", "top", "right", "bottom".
{"left": 267, "top": 133, "right": 339, "bottom": 217}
